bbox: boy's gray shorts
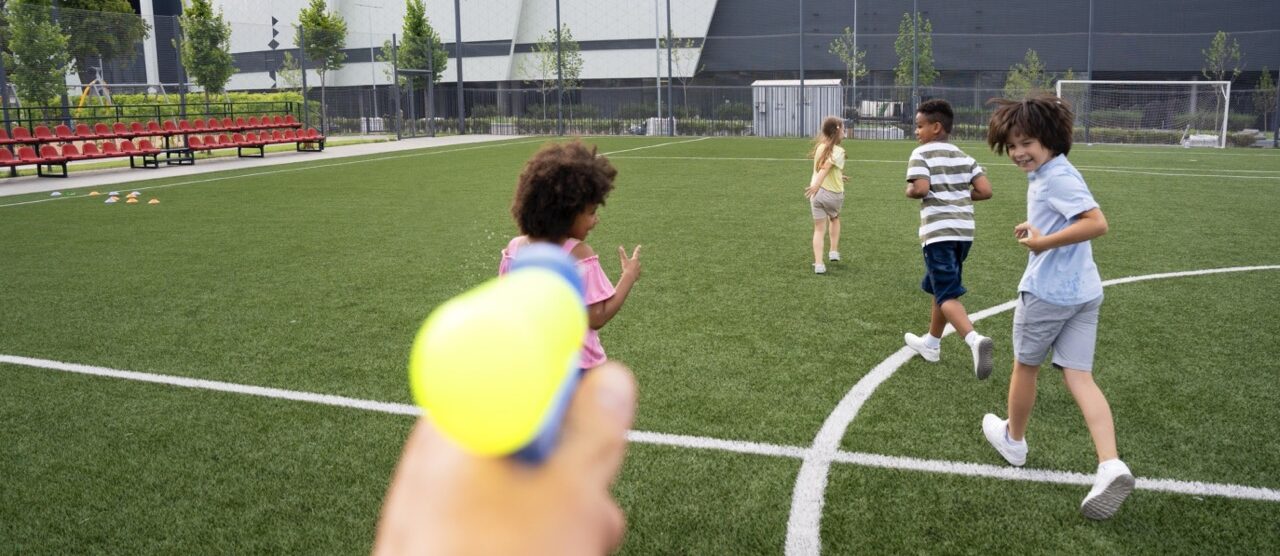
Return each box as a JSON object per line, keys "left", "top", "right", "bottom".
{"left": 1012, "top": 292, "right": 1103, "bottom": 372}
{"left": 810, "top": 188, "right": 843, "bottom": 220}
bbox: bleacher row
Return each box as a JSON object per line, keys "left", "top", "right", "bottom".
{"left": 0, "top": 114, "right": 326, "bottom": 178}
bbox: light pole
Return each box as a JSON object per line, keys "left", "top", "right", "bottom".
{"left": 355, "top": 2, "right": 382, "bottom": 130}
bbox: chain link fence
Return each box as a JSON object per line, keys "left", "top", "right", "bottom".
{"left": 0, "top": 1, "right": 1276, "bottom": 144}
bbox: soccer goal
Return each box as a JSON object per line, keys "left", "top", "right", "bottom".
{"left": 1056, "top": 80, "right": 1232, "bottom": 148}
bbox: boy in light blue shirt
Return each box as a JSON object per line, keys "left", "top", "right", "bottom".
{"left": 981, "top": 94, "right": 1133, "bottom": 521}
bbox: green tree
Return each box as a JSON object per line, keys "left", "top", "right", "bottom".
{"left": 828, "top": 26, "right": 867, "bottom": 109}
{"left": 378, "top": 0, "right": 445, "bottom": 89}
{"left": 1002, "top": 49, "right": 1054, "bottom": 99}
{"left": 661, "top": 36, "right": 703, "bottom": 116}
{"left": 58, "top": 0, "right": 151, "bottom": 84}
{"left": 179, "top": 0, "right": 235, "bottom": 108}
{"left": 893, "top": 12, "right": 938, "bottom": 103}
{"left": 1201, "top": 30, "right": 1243, "bottom": 83}
{"left": 278, "top": 51, "right": 306, "bottom": 92}
{"left": 295, "top": 0, "right": 347, "bottom": 132}
{"left": 1256, "top": 68, "right": 1276, "bottom": 131}
{"left": 522, "top": 24, "right": 582, "bottom": 119}
{"left": 3, "top": 0, "right": 71, "bottom": 107}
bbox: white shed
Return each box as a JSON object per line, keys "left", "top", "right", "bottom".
{"left": 751, "top": 79, "right": 843, "bottom": 137}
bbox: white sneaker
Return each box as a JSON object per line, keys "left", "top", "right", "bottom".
{"left": 968, "top": 334, "right": 994, "bottom": 380}
{"left": 814, "top": 263, "right": 826, "bottom": 274}
{"left": 1081, "top": 459, "right": 1134, "bottom": 520}
{"left": 903, "top": 333, "right": 940, "bottom": 362}
{"left": 828, "top": 250, "right": 841, "bottom": 262}
{"left": 982, "top": 414, "right": 1027, "bottom": 466}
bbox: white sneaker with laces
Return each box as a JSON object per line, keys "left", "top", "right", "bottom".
{"left": 903, "top": 333, "right": 940, "bottom": 362}
{"left": 981, "top": 414, "right": 1027, "bottom": 466}
{"left": 814, "top": 263, "right": 826, "bottom": 274}
{"left": 828, "top": 250, "right": 841, "bottom": 262}
{"left": 1081, "top": 459, "right": 1134, "bottom": 520}
{"left": 968, "top": 334, "right": 994, "bottom": 379}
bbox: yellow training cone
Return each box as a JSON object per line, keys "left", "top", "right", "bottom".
{"left": 126, "top": 197, "right": 138, "bottom": 204}
{"left": 148, "top": 199, "right": 160, "bottom": 205}
{"left": 89, "top": 191, "right": 101, "bottom": 196}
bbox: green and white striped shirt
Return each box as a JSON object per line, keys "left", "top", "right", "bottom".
{"left": 906, "top": 142, "right": 985, "bottom": 246}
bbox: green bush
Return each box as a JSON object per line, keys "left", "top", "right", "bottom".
{"left": 1090, "top": 109, "right": 1143, "bottom": 128}
{"left": 1227, "top": 131, "right": 1259, "bottom": 148}
{"left": 712, "top": 102, "right": 752, "bottom": 121}
{"left": 66, "top": 91, "right": 305, "bottom": 125}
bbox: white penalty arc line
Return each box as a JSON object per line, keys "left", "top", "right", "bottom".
{"left": 3, "top": 350, "right": 1276, "bottom": 508}
{"left": 0, "top": 138, "right": 548, "bottom": 209}
{"left": 784, "top": 264, "right": 1280, "bottom": 556}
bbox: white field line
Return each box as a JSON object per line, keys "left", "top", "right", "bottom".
{"left": 6, "top": 348, "right": 1277, "bottom": 506}
{"left": 608, "top": 155, "right": 1280, "bottom": 178}
{"left": 784, "top": 264, "right": 1280, "bottom": 556}
{"left": 0, "top": 138, "right": 548, "bottom": 209}
{"left": 601, "top": 136, "right": 710, "bottom": 156}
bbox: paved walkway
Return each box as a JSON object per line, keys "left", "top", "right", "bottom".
{"left": 0, "top": 134, "right": 524, "bottom": 198}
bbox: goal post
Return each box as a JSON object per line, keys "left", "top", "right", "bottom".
{"left": 1055, "top": 80, "right": 1232, "bottom": 148}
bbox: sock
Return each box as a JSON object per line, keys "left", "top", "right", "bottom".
{"left": 964, "top": 330, "right": 980, "bottom": 346}
{"left": 1005, "top": 428, "right": 1025, "bottom": 445}
{"left": 923, "top": 334, "right": 941, "bottom": 348}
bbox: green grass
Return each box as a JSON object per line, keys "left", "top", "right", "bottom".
{"left": 2, "top": 136, "right": 1278, "bottom": 553}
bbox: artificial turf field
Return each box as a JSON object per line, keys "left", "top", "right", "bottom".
{"left": 2, "top": 136, "right": 1278, "bottom": 554}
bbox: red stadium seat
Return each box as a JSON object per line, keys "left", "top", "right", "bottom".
{"left": 246, "top": 116, "right": 260, "bottom": 128}
{"left": 284, "top": 114, "right": 301, "bottom": 127}
{"left": 60, "top": 144, "right": 86, "bottom": 160}
{"left": 99, "top": 142, "right": 120, "bottom": 157}
{"left": 192, "top": 119, "right": 206, "bottom": 132}
{"left": 0, "top": 147, "right": 17, "bottom": 166}
{"left": 36, "top": 144, "right": 67, "bottom": 177}
{"left": 12, "top": 127, "right": 32, "bottom": 142}
{"left": 54, "top": 125, "right": 76, "bottom": 141}
{"left": 94, "top": 123, "right": 113, "bottom": 138}
{"left": 162, "top": 120, "right": 180, "bottom": 135}
{"left": 79, "top": 143, "right": 104, "bottom": 159}
{"left": 178, "top": 119, "right": 194, "bottom": 133}
{"left": 137, "top": 139, "right": 161, "bottom": 154}
{"left": 146, "top": 121, "right": 164, "bottom": 136}
{"left": 34, "top": 125, "right": 55, "bottom": 142}
{"left": 74, "top": 123, "right": 97, "bottom": 140}
{"left": 0, "top": 129, "right": 12, "bottom": 145}
{"left": 112, "top": 122, "right": 132, "bottom": 138}
{"left": 130, "top": 122, "right": 148, "bottom": 137}
{"left": 207, "top": 117, "right": 223, "bottom": 130}
{"left": 119, "top": 140, "right": 139, "bottom": 154}
{"left": 221, "top": 117, "right": 235, "bottom": 130}
{"left": 16, "top": 146, "right": 41, "bottom": 163}
{"left": 234, "top": 117, "right": 247, "bottom": 130}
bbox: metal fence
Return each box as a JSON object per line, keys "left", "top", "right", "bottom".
{"left": 0, "top": 1, "right": 1276, "bottom": 143}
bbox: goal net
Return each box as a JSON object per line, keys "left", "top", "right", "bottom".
{"left": 1055, "top": 80, "right": 1232, "bottom": 148}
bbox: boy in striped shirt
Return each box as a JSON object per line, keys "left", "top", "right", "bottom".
{"left": 903, "top": 99, "right": 996, "bottom": 379}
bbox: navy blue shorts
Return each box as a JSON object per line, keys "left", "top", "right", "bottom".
{"left": 920, "top": 241, "right": 971, "bottom": 304}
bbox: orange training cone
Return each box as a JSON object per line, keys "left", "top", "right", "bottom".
{"left": 148, "top": 198, "right": 160, "bottom": 205}
{"left": 126, "top": 197, "right": 138, "bottom": 204}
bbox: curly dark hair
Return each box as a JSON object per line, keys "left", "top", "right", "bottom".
{"left": 511, "top": 140, "right": 618, "bottom": 240}
{"left": 917, "top": 99, "right": 955, "bottom": 134}
{"left": 987, "top": 94, "right": 1075, "bottom": 156}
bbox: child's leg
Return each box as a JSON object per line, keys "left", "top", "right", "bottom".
{"left": 828, "top": 215, "right": 841, "bottom": 255}
{"left": 937, "top": 299, "right": 975, "bottom": 337}
{"left": 1062, "top": 369, "right": 1119, "bottom": 462}
{"left": 812, "top": 219, "right": 828, "bottom": 265}
{"left": 1007, "top": 361, "right": 1040, "bottom": 441}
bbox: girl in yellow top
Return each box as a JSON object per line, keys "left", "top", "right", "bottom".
{"left": 803, "top": 116, "right": 848, "bottom": 274}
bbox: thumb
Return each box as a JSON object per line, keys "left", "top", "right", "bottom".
{"left": 551, "top": 362, "right": 637, "bottom": 489}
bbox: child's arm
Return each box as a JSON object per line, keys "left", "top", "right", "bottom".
{"left": 970, "top": 175, "right": 993, "bottom": 201}
{"left": 1015, "top": 208, "right": 1108, "bottom": 254}
{"left": 575, "top": 243, "right": 641, "bottom": 330}
{"left": 805, "top": 160, "right": 834, "bottom": 199}
{"left": 905, "top": 178, "right": 930, "bottom": 199}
